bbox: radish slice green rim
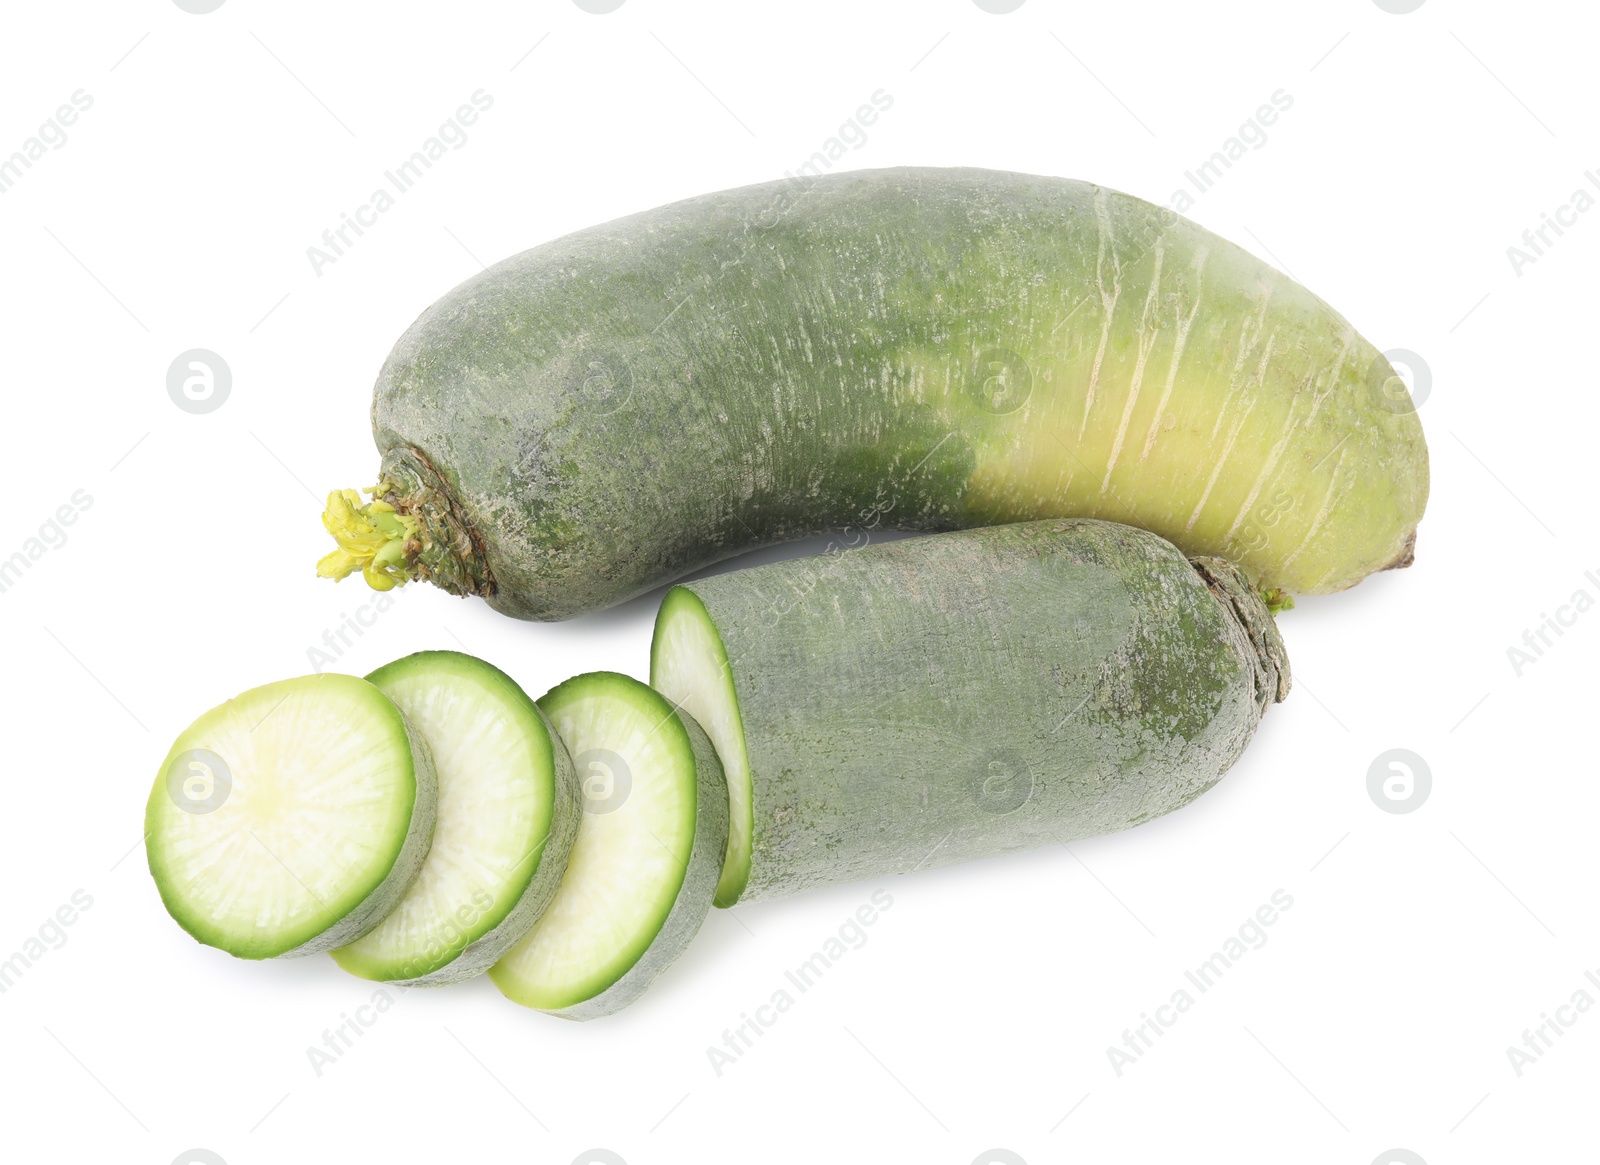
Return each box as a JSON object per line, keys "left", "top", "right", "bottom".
{"left": 489, "top": 671, "right": 728, "bottom": 1020}
{"left": 332, "top": 651, "right": 580, "bottom": 985}
{"left": 145, "top": 674, "right": 437, "bottom": 960}
{"left": 651, "top": 586, "right": 751, "bottom": 907}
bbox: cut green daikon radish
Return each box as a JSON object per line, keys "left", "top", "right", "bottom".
{"left": 331, "top": 651, "right": 580, "bottom": 985}
{"left": 489, "top": 672, "right": 727, "bottom": 1020}
{"left": 145, "top": 674, "right": 437, "bottom": 960}
{"left": 651, "top": 519, "right": 1289, "bottom": 905}
{"left": 650, "top": 590, "right": 752, "bottom": 908}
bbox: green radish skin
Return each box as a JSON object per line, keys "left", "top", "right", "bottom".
{"left": 489, "top": 673, "right": 728, "bottom": 1021}
{"left": 331, "top": 652, "right": 580, "bottom": 986}
{"left": 650, "top": 519, "right": 1289, "bottom": 905}
{"left": 322, "top": 166, "right": 1427, "bottom": 617}
{"left": 145, "top": 675, "right": 438, "bottom": 959}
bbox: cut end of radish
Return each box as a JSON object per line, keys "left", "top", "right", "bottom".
{"left": 651, "top": 586, "right": 752, "bottom": 908}
{"left": 145, "top": 674, "right": 437, "bottom": 960}
{"left": 489, "top": 671, "right": 728, "bottom": 1020}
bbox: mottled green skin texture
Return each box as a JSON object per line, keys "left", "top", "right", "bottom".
{"left": 371, "top": 167, "right": 1427, "bottom": 619}
{"left": 674, "top": 520, "right": 1287, "bottom": 901}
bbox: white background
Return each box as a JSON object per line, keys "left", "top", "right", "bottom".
{"left": 0, "top": 1, "right": 1592, "bottom": 1162}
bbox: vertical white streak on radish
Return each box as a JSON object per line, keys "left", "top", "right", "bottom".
{"left": 1184, "top": 391, "right": 1260, "bottom": 533}
{"left": 1270, "top": 331, "right": 1363, "bottom": 564}
{"left": 1186, "top": 295, "right": 1275, "bottom": 535}
{"left": 1209, "top": 292, "right": 1273, "bottom": 443}
{"left": 1306, "top": 479, "right": 1368, "bottom": 590}
{"left": 1102, "top": 246, "right": 1164, "bottom": 492}
{"left": 1208, "top": 320, "right": 1255, "bottom": 444}
{"left": 1139, "top": 247, "right": 1207, "bottom": 462}
{"left": 1302, "top": 328, "right": 1358, "bottom": 425}
{"left": 1221, "top": 382, "right": 1302, "bottom": 543}
{"left": 1079, "top": 187, "right": 1123, "bottom": 441}
{"left": 1280, "top": 445, "right": 1351, "bottom": 572}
